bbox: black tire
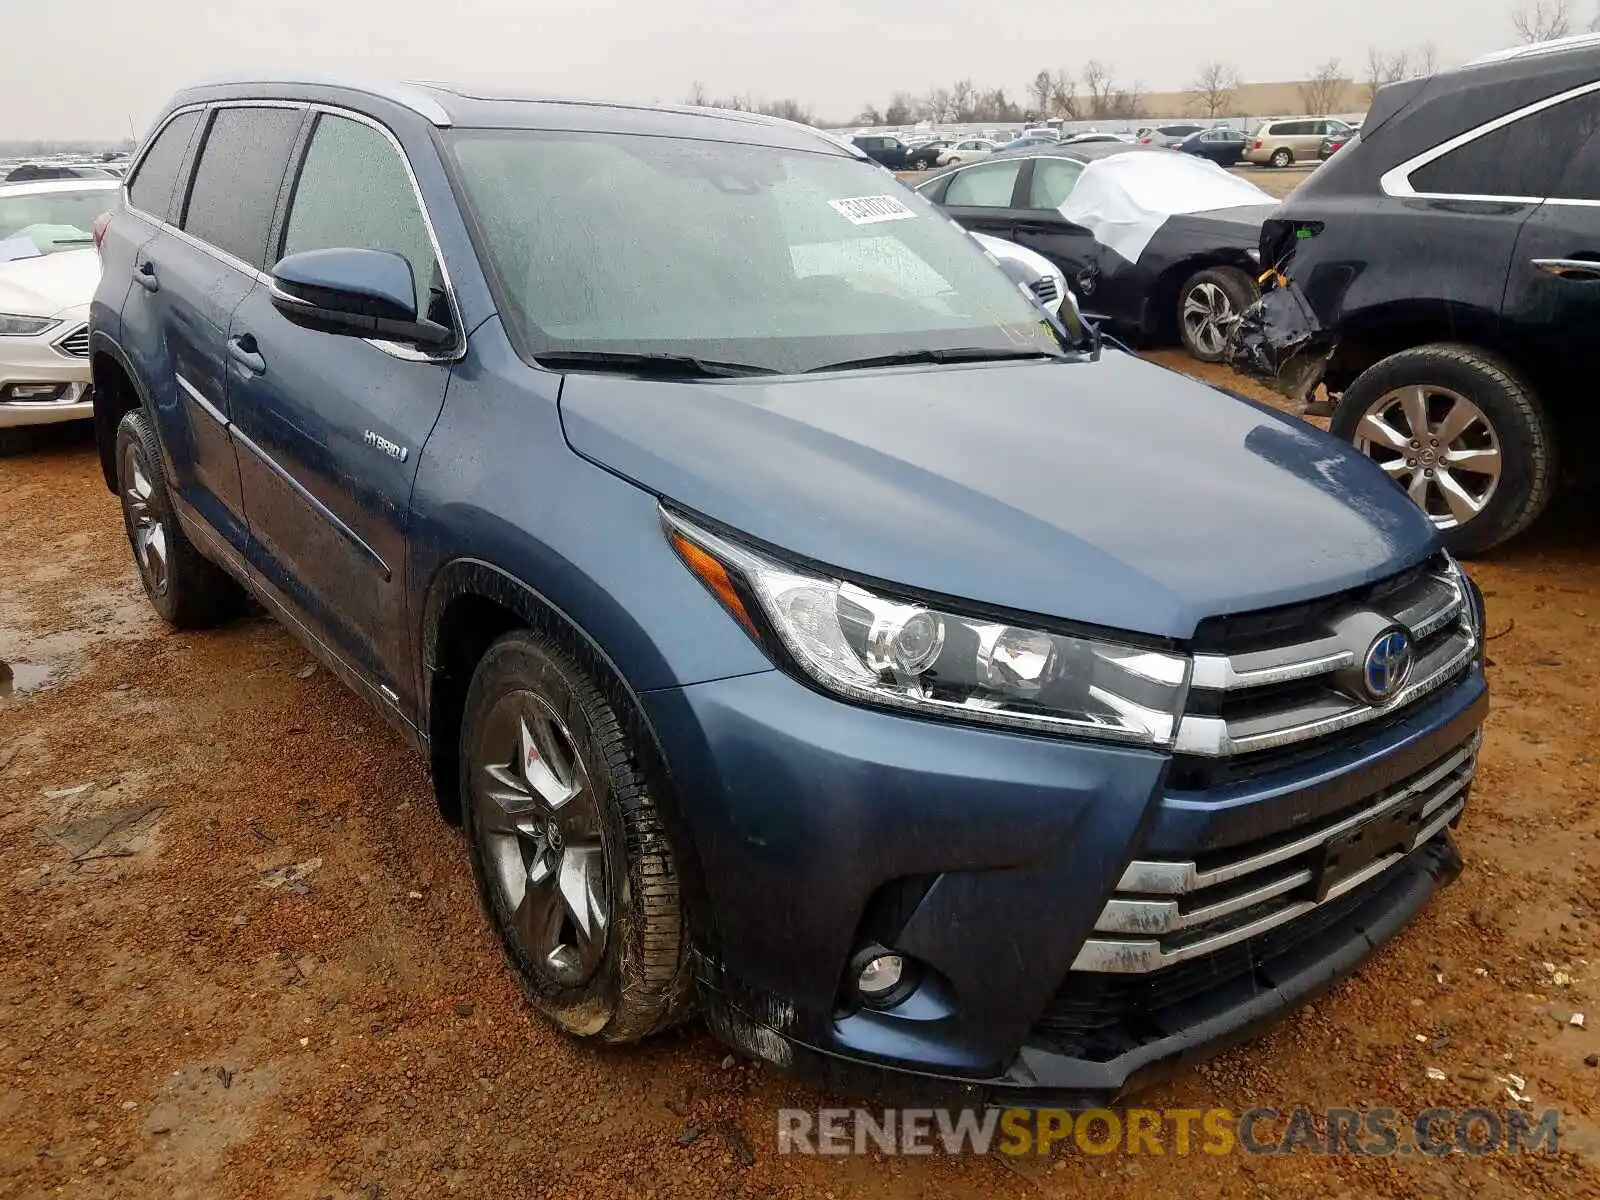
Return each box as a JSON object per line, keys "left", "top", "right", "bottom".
{"left": 114, "top": 409, "right": 242, "bottom": 628}
{"left": 1270, "top": 147, "right": 1293, "bottom": 168}
{"left": 1177, "top": 265, "right": 1257, "bottom": 362}
{"left": 0, "top": 427, "right": 25, "bottom": 456}
{"left": 459, "top": 630, "right": 692, "bottom": 1043}
{"left": 1330, "top": 344, "right": 1557, "bottom": 556}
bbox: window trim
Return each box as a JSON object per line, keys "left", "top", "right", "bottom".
{"left": 123, "top": 103, "right": 209, "bottom": 225}
{"left": 935, "top": 155, "right": 1034, "bottom": 208}
{"left": 1381, "top": 78, "right": 1600, "bottom": 204}
{"left": 176, "top": 100, "right": 307, "bottom": 273}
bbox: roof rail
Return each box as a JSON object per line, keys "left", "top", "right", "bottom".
{"left": 1468, "top": 30, "right": 1600, "bottom": 66}
{"left": 185, "top": 74, "right": 453, "bottom": 126}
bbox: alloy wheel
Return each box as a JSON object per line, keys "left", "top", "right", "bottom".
{"left": 122, "top": 442, "right": 169, "bottom": 596}
{"left": 1182, "top": 281, "right": 1239, "bottom": 358}
{"left": 1353, "top": 385, "right": 1503, "bottom": 530}
{"left": 471, "top": 692, "right": 609, "bottom": 986}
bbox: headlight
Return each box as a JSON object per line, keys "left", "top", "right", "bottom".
{"left": 0, "top": 313, "right": 58, "bottom": 337}
{"left": 1444, "top": 552, "right": 1485, "bottom": 648}
{"left": 664, "top": 511, "right": 1191, "bottom": 746}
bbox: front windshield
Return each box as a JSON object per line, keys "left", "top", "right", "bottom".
{"left": 0, "top": 189, "right": 111, "bottom": 260}
{"left": 445, "top": 130, "right": 1061, "bottom": 374}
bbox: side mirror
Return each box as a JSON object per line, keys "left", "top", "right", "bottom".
{"left": 270, "top": 247, "right": 452, "bottom": 349}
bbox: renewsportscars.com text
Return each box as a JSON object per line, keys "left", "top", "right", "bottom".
{"left": 776, "top": 1106, "right": 1561, "bottom": 1157}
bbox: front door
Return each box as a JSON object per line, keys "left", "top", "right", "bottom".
{"left": 1004, "top": 158, "right": 1104, "bottom": 313}
{"left": 226, "top": 109, "right": 456, "bottom": 709}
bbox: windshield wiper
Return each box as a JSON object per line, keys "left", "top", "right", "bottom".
{"left": 534, "top": 350, "right": 779, "bottom": 378}
{"left": 49, "top": 236, "right": 95, "bottom": 246}
{"left": 803, "top": 347, "right": 1067, "bottom": 374}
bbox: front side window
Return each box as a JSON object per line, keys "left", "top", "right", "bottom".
{"left": 1409, "top": 92, "right": 1600, "bottom": 198}
{"left": 0, "top": 187, "right": 116, "bottom": 259}
{"left": 182, "top": 106, "right": 303, "bottom": 269}
{"left": 943, "top": 160, "right": 1023, "bottom": 207}
{"left": 280, "top": 113, "right": 446, "bottom": 325}
{"left": 1028, "top": 158, "right": 1085, "bottom": 209}
{"left": 445, "top": 130, "right": 1060, "bottom": 374}
{"left": 126, "top": 109, "right": 202, "bottom": 221}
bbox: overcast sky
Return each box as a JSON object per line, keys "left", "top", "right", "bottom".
{"left": 2, "top": 0, "right": 1558, "bottom": 141}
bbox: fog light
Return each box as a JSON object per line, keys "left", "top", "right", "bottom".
{"left": 3, "top": 383, "right": 70, "bottom": 403}
{"left": 856, "top": 953, "right": 905, "bottom": 1000}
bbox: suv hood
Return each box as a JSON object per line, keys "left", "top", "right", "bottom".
{"left": 560, "top": 353, "right": 1438, "bottom": 640}
{"left": 0, "top": 248, "right": 100, "bottom": 317}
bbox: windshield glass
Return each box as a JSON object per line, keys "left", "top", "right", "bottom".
{"left": 445, "top": 130, "right": 1061, "bottom": 374}
{"left": 0, "top": 189, "right": 111, "bottom": 259}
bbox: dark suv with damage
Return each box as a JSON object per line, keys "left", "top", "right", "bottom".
{"left": 1233, "top": 35, "right": 1600, "bottom": 554}
{"left": 89, "top": 76, "right": 1486, "bottom": 1106}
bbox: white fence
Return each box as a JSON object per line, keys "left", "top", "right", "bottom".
{"left": 830, "top": 114, "right": 1368, "bottom": 139}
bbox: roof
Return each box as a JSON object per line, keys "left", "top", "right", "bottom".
{"left": 172, "top": 75, "right": 859, "bottom": 158}
{"left": 0, "top": 179, "right": 121, "bottom": 199}
{"left": 1468, "top": 30, "right": 1600, "bottom": 66}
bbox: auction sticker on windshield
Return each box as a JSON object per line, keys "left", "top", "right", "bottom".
{"left": 829, "top": 195, "right": 918, "bottom": 225}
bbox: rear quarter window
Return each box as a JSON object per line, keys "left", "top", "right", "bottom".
{"left": 1409, "top": 92, "right": 1600, "bottom": 198}
{"left": 126, "top": 110, "right": 203, "bottom": 222}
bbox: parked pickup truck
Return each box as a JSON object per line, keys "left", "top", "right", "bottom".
{"left": 90, "top": 76, "right": 1488, "bottom": 1107}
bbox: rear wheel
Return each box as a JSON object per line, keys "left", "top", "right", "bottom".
{"left": 460, "top": 630, "right": 692, "bottom": 1042}
{"left": 1270, "top": 147, "right": 1294, "bottom": 168}
{"left": 1177, "top": 266, "right": 1256, "bottom": 362}
{"left": 1331, "top": 344, "right": 1557, "bottom": 555}
{"left": 114, "top": 409, "right": 242, "bottom": 628}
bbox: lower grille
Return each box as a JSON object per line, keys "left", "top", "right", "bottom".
{"left": 1072, "top": 733, "right": 1476, "bottom": 974}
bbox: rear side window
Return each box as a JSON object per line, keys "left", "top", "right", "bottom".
{"left": 1410, "top": 93, "right": 1600, "bottom": 199}
{"left": 280, "top": 114, "right": 446, "bottom": 325}
{"left": 181, "top": 106, "right": 303, "bottom": 269}
{"left": 944, "top": 160, "right": 1022, "bottom": 207}
{"left": 1027, "top": 158, "right": 1084, "bottom": 209}
{"left": 127, "top": 110, "right": 202, "bottom": 220}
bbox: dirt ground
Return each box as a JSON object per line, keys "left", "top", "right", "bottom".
{"left": 1, "top": 354, "right": 1597, "bottom": 1200}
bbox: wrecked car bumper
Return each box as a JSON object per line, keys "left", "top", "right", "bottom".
{"left": 643, "top": 661, "right": 1486, "bottom": 1104}
{"left": 1229, "top": 280, "right": 1339, "bottom": 416}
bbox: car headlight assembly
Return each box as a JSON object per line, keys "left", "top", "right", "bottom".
{"left": 0, "top": 313, "right": 59, "bottom": 337}
{"left": 664, "top": 510, "right": 1190, "bottom": 747}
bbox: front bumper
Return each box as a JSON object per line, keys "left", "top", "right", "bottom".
{"left": 1, "top": 314, "right": 93, "bottom": 430}
{"left": 645, "top": 660, "right": 1487, "bottom": 1103}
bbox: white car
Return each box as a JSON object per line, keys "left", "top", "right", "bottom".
{"left": 970, "top": 231, "right": 1071, "bottom": 311}
{"left": 937, "top": 138, "right": 998, "bottom": 166}
{"left": 0, "top": 180, "right": 115, "bottom": 447}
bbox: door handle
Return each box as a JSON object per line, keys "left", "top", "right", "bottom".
{"left": 227, "top": 334, "right": 266, "bottom": 375}
{"left": 135, "top": 260, "right": 159, "bottom": 293}
{"left": 1532, "top": 257, "right": 1600, "bottom": 281}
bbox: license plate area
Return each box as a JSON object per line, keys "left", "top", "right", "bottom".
{"left": 1311, "top": 796, "right": 1428, "bottom": 903}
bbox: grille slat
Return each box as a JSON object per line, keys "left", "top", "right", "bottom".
{"left": 53, "top": 325, "right": 90, "bottom": 358}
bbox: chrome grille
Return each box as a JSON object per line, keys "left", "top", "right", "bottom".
{"left": 1029, "top": 277, "right": 1061, "bottom": 305}
{"left": 1176, "top": 561, "right": 1474, "bottom": 758}
{"left": 53, "top": 324, "right": 90, "bottom": 358}
{"left": 1072, "top": 734, "right": 1477, "bottom": 974}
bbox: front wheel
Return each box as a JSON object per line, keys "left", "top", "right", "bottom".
{"left": 460, "top": 630, "right": 692, "bottom": 1043}
{"left": 1330, "top": 345, "right": 1557, "bottom": 555}
{"left": 1270, "top": 147, "right": 1294, "bottom": 168}
{"left": 1177, "top": 266, "right": 1256, "bottom": 362}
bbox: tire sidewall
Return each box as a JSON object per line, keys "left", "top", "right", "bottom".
{"left": 1179, "top": 267, "right": 1255, "bottom": 362}
{"left": 114, "top": 410, "right": 180, "bottom": 623}
{"left": 1331, "top": 348, "right": 1551, "bottom": 555}
{"left": 459, "top": 634, "right": 636, "bottom": 1038}
{"left": 1271, "top": 148, "right": 1293, "bottom": 168}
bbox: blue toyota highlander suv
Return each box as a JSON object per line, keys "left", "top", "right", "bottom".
{"left": 89, "top": 77, "right": 1488, "bottom": 1106}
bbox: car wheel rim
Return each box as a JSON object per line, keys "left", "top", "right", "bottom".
{"left": 1182, "top": 282, "right": 1237, "bottom": 357}
{"left": 122, "top": 442, "right": 168, "bottom": 596}
{"left": 472, "top": 691, "right": 609, "bottom": 986}
{"left": 1354, "top": 385, "right": 1503, "bottom": 530}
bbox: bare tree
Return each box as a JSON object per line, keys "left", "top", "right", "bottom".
{"left": 1029, "top": 70, "right": 1053, "bottom": 119}
{"left": 1511, "top": 0, "right": 1573, "bottom": 41}
{"left": 950, "top": 79, "right": 978, "bottom": 120}
{"left": 854, "top": 104, "right": 884, "bottom": 126}
{"left": 1083, "top": 59, "right": 1119, "bottom": 118}
{"left": 1364, "top": 46, "right": 1412, "bottom": 99}
{"left": 1110, "top": 82, "right": 1146, "bottom": 119}
{"left": 1298, "top": 60, "right": 1349, "bottom": 116}
{"left": 1418, "top": 41, "right": 1439, "bottom": 74}
{"left": 885, "top": 92, "right": 919, "bottom": 126}
{"left": 686, "top": 81, "right": 711, "bottom": 107}
{"left": 1189, "top": 61, "right": 1242, "bottom": 117}
{"left": 1048, "top": 69, "right": 1079, "bottom": 120}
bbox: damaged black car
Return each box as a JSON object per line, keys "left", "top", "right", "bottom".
{"left": 1231, "top": 34, "right": 1600, "bottom": 553}
{"left": 916, "top": 143, "right": 1277, "bottom": 361}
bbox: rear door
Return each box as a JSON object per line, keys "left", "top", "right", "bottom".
{"left": 932, "top": 157, "right": 1032, "bottom": 240}
{"left": 145, "top": 103, "right": 304, "bottom": 549}
{"left": 225, "top": 109, "right": 456, "bottom": 706}
{"left": 1503, "top": 99, "right": 1600, "bottom": 418}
